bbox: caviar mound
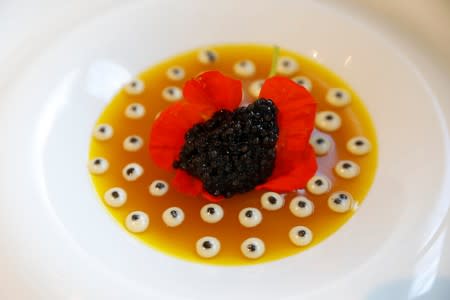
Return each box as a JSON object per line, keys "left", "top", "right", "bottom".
{"left": 173, "top": 99, "right": 279, "bottom": 198}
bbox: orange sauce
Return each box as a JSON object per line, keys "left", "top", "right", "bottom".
{"left": 88, "top": 44, "right": 377, "bottom": 265}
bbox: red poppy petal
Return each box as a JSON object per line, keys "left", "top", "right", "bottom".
{"left": 172, "top": 170, "right": 203, "bottom": 196}
{"left": 183, "top": 71, "right": 242, "bottom": 111}
{"left": 256, "top": 146, "right": 317, "bottom": 192}
{"left": 149, "top": 102, "right": 205, "bottom": 170}
{"left": 201, "top": 192, "right": 224, "bottom": 203}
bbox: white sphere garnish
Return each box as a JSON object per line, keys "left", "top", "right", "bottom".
{"left": 200, "top": 204, "right": 224, "bottom": 223}
{"left": 241, "top": 237, "right": 265, "bottom": 259}
{"left": 238, "top": 208, "right": 263, "bottom": 228}
{"left": 289, "top": 226, "right": 313, "bottom": 246}
{"left": 88, "top": 157, "right": 109, "bottom": 175}
{"left": 249, "top": 79, "right": 265, "bottom": 98}
{"left": 162, "top": 207, "right": 185, "bottom": 227}
{"left": 233, "top": 59, "right": 256, "bottom": 77}
{"left": 292, "top": 76, "right": 312, "bottom": 91}
{"left": 123, "top": 135, "right": 143, "bottom": 152}
{"left": 149, "top": 180, "right": 169, "bottom": 197}
{"left": 198, "top": 49, "right": 218, "bottom": 64}
{"left": 289, "top": 196, "right": 314, "bottom": 218}
{"left": 122, "top": 163, "right": 144, "bottom": 181}
{"left": 306, "top": 175, "right": 331, "bottom": 195}
{"left": 346, "top": 136, "right": 372, "bottom": 156}
{"left": 162, "top": 86, "right": 183, "bottom": 102}
{"left": 276, "top": 56, "right": 299, "bottom": 76}
{"left": 104, "top": 187, "right": 127, "bottom": 207}
{"left": 335, "top": 160, "right": 360, "bottom": 179}
{"left": 93, "top": 124, "right": 113, "bottom": 141}
{"left": 125, "top": 103, "right": 146, "bottom": 119}
{"left": 328, "top": 191, "right": 353, "bottom": 213}
{"left": 166, "top": 66, "right": 185, "bottom": 81}
{"left": 261, "top": 192, "right": 284, "bottom": 211}
{"left": 326, "top": 88, "right": 351, "bottom": 107}
{"left": 125, "top": 211, "right": 149, "bottom": 233}
{"left": 196, "top": 236, "right": 221, "bottom": 258}
{"left": 124, "top": 79, "right": 145, "bottom": 95}
{"left": 309, "top": 133, "right": 332, "bottom": 156}
{"left": 315, "top": 111, "right": 342, "bottom": 132}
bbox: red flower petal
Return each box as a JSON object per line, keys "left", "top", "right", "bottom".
{"left": 183, "top": 71, "right": 242, "bottom": 111}
{"left": 172, "top": 170, "right": 203, "bottom": 196}
{"left": 201, "top": 192, "right": 224, "bottom": 203}
{"left": 149, "top": 102, "right": 205, "bottom": 170}
{"left": 257, "top": 146, "right": 317, "bottom": 192}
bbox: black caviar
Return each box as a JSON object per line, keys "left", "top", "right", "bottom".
{"left": 173, "top": 99, "right": 279, "bottom": 198}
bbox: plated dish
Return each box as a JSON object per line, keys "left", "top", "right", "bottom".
{"left": 88, "top": 44, "right": 377, "bottom": 265}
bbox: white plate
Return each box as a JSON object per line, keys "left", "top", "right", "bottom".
{"left": 0, "top": 0, "right": 449, "bottom": 299}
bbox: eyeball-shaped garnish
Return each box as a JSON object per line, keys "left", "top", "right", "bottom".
{"left": 198, "top": 49, "right": 218, "bottom": 64}
{"left": 93, "top": 124, "right": 113, "bottom": 141}
{"left": 166, "top": 66, "right": 185, "bottom": 81}
{"left": 238, "top": 208, "right": 263, "bottom": 228}
{"left": 200, "top": 204, "right": 224, "bottom": 223}
{"left": 335, "top": 160, "right": 360, "bottom": 179}
{"left": 289, "top": 226, "right": 313, "bottom": 246}
{"left": 162, "top": 207, "right": 185, "bottom": 227}
{"left": 276, "top": 56, "right": 299, "bottom": 76}
{"left": 104, "top": 187, "right": 127, "bottom": 207}
{"left": 122, "top": 163, "right": 144, "bottom": 181}
{"left": 241, "top": 237, "right": 265, "bottom": 259}
{"left": 125, "top": 211, "right": 149, "bottom": 233}
{"left": 261, "top": 192, "right": 284, "bottom": 211}
{"left": 326, "top": 88, "right": 351, "bottom": 107}
{"left": 306, "top": 175, "right": 331, "bottom": 195}
{"left": 123, "top": 135, "right": 143, "bottom": 152}
{"left": 309, "top": 133, "right": 331, "bottom": 156}
{"left": 124, "top": 79, "right": 145, "bottom": 95}
{"left": 162, "top": 86, "right": 182, "bottom": 102}
{"left": 125, "top": 103, "right": 146, "bottom": 119}
{"left": 346, "top": 136, "right": 372, "bottom": 156}
{"left": 88, "top": 157, "right": 109, "bottom": 175}
{"left": 289, "top": 196, "right": 314, "bottom": 218}
{"left": 315, "top": 111, "right": 342, "bottom": 132}
{"left": 292, "top": 76, "right": 312, "bottom": 91}
{"left": 328, "top": 191, "right": 353, "bottom": 213}
{"left": 233, "top": 60, "right": 256, "bottom": 78}
{"left": 196, "top": 236, "right": 221, "bottom": 258}
{"left": 249, "top": 79, "right": 265, "bottom": 98}
{"left": 149, "top": 180, "right": 169, "bottom": 196}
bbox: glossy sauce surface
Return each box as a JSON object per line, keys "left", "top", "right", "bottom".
{"left": 89, "top": 44, "right": 377, "bottom": 265}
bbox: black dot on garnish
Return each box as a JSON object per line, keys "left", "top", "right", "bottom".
{"left": 268, "top": 196, "right": 277, "bottom": 205}
{"left": 206, "top": 207, "right": 215, "bottom": 215}
{"left": 298, "top": 230, "right": 306, "bottom": 237}
{"left": 282, "top": 60, "right": 290, "bottom": 67}
{"left": 99, "top": 127, "right": 106, "bottom": 133}
{"left": 355, "top": 140, "right": 364, "bottom": 146}
{"left": 130, "top": 137, "right": 138, "bottom": 143}
{"left": 126, "top": 168, "right": 135, "bottom": 176}
{"left": 173, "top": 68, "right": 180, "bottom": 74}
{"left": 335, "top": 91, "right": 343, "bottom": 98}
{"left": 170, "top": 210, "right": 178, "bottom": 218}
{"left": 131, "top": 105, "right": 138, "bottom": 112}
{"left": 202, "top": 241, "right": 213, "bottom": 249}
{"left": 239, "top": 61, "right": 247, "bottom": 67}
{"left": 131, "top": 214, "right": 139, "bottom": 221}
{"left": 334, "top": 198, "right": 342, "bottom": 205}
{"left": 168, "top": 88, "right": 175, "bottom": 95}
{"left": 314, "top": 179, "right": 323, "bottom": 186}
{"left": 94, "top": 159, "right": 102, "bottom": 165}
{"left": 206, "top": 51, "right": 216, "bottom": 62}
{"left": 131, "top": 81, "right": 137, "bottom": 87}
{"left": 111, "top": 191, "right": 120, "bottom": 199}
{"left": 155, "top": 182, "right": 165, "bottom": 189}
{"left": 297, "top": 79, "right": 305, "bottom": 84}
{"left": 316, "top": 138, "right": 325, "bottom": 145}
{"left": 247, "top": 244, "right": 257, "bottom": 252}
{"left": 298, "top": 201, "right": 306, "bottom": 208}
{"left": 245, "top": 210, "right": 253, "bottom": 218}
{"left": 325, "top": 114, "right": 334, "bottom": 121}
{"left": 342, "top": 162, "right": 352, "bottom": 169}
{"left": 339, "top": 193, "right": 348, "bottom": 200}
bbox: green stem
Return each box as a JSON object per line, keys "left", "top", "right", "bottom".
{"left": 268, "top": 45, "right": 280, "bottom": 77}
